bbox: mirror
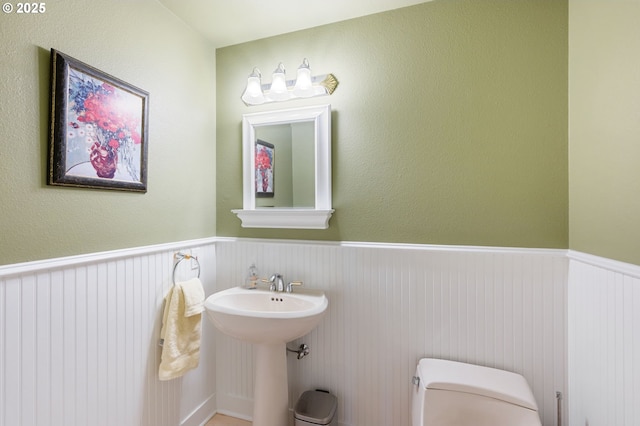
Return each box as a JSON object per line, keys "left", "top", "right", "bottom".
{"left": 232, "top": 104, "right": 334, "bottom": 229}
{"left": 254, "top": 121, "right": 315, "bottom": 208}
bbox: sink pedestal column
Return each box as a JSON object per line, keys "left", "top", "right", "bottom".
{"left": 253, "top": 342, "right": 288, "bottom": 426}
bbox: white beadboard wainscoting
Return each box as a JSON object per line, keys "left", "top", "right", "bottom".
{"left": 0, "top": 239, "right": 217, "bottom": 426}
{"left": 8, "top": 238, "right": 611, "bottom": 426}
{"left": 215, "top": 239, "right": 568, "bottom": 426}
{"left": 568, "top": 251, "right": 640, "bottom": 426}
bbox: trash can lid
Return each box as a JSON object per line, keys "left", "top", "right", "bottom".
{"left": 294, "top": 390, "right": 337, "bottom": 424}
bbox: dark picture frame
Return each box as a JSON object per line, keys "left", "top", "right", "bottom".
{"left": 255, "top": 139, "right": 274, "bottom": 198}
{"left": 48, "top": 49, "right": 149, "bottom": 192}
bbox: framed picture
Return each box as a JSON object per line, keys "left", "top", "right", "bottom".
{"left": 48, "top": 49, "right": 149, "bottom": 192}
{"left": 255, "top": 139, "right": 274, "bottom": 197}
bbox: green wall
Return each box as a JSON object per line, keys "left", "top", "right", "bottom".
{"left": 1, "top": 0, "right": 577, "bottom": 266}
{"left": 217, "top": 0, "right": 569, "bottom": 248}
{"left": 0, "top": 0, "right": 217, "bottom": 265}
{"left": 255, "top": 125, "right": 294, "bottom": 208}
{"left": 569, "top": 0, "right": 640, "bottom": 266}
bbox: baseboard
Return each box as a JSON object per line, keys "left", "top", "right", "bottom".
{"left": 215, "top": 394, "right": 253, "bottom": 422}
{"left": 182, "top": 393, "right": 217, "bottom": 426}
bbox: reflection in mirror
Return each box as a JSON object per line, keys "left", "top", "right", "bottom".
{"left": 255, "top": 122, "right": 315, "bottom": 208}
{"left": 232, "top": 104, "right": 334, "bottom": 229}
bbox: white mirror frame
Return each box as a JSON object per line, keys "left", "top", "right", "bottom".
{"left": 232, "top": 104, "right": 334, "bottom": 229}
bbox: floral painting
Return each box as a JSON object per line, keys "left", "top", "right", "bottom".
{"left": 255, "top": 139, "right": 274, "bottom": 197}
{"left": 48, "top": 49, "right": 149, "bottom": 192}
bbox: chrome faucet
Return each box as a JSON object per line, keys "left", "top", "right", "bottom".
{"left": 266, "top": 274, "right": 304, "bottom": 293}
{"left": 269, "top": 273, "right": 285, "bottom": 292}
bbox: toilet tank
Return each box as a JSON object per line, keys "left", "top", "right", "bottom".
{"left": 412, "top": 359, "right": 541, "bottom": 426}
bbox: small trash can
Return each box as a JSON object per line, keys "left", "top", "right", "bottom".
{"left": 294, "top": 389, "right": 337, "bottom": 426}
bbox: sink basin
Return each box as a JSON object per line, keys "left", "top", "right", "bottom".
{"left": 204, "top": 286, "right": 328, "bottom": 344}
{"left": 204, "top": 286, "right": 328, "bottom": 426}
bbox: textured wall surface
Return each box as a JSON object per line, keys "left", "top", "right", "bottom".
{"left": 568, "top": 252, "right": 640, "bottom": 426}
{"left": 215, "top": 239, "right": 567, "bottom": 426}
{"left": 0, "top": 0, "right": 217, "bottom": 265}
{"left": 568, "top": 0, "right": 640, "bottom": 266}
{"left": 216, "top": 0, "right": 568, "bottom": 249}
{"left": 0, "top": 240, "right": 217, "bottom": 426}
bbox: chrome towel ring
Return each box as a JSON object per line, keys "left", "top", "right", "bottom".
{"left": 172, "top": 252, "right": 200, "bottom": 285}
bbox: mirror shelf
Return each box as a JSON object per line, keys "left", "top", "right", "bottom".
{"left": 232, "top": 208, "right": 334, "bottom": 229}
{"left": 232, "top": 104, "right": 333, "bottom": 229}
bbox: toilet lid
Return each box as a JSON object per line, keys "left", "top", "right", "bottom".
{"left": 417, "top": 358, "right": 538, "bottom": 411}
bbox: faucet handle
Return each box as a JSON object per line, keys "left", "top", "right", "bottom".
{"left": 261, "top": 277, "right": 277, "bottom": 292}
{"left": 286, "top": 281, "right": 303, "bottom": 293}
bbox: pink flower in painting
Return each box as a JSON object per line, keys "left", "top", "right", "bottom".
{"left": 255, "top": 149, "right": 272, "bottom": 170}
{"left": 70, "top": 71, "right": 144, "bottom": 180}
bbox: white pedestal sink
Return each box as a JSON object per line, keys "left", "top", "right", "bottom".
{"left": 204, "top": 286, "right": 328, "bottom": 426}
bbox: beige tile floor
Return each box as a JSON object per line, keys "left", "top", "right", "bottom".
{"left": 205, "top": 413, "right": 251, "bottom": 426}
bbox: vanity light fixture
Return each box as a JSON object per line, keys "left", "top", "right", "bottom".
{"left": 269, "top": 62, "right": 289, "bottom": 101}
{"left": 240, "top": 67, "right": 266, "bottom": 105}
{"left": 241, "top": 58, "right": 338, "bottom": 106}
{"left": 292, "top": 58, "right": 314, "bottom": 98}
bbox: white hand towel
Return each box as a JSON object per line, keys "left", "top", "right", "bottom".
{"left": 158, "top": 278, "right": 205, "bottom": 381}
{"left": 181, "top": 277, "right": 205, "bottom": 317}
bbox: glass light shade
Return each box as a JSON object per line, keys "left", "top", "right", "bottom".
{"left": 241, "top": 69, "right": 265, "bottom": 105}
{"left": 268, "top": 63, "right": 290, "bottom": 101}
{"left": 293, "top": 59, "right": 314, "bottom": 98}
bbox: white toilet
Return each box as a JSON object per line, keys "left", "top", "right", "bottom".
{"left": 412, "top": 358, "right": 542, "bottom": 426}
